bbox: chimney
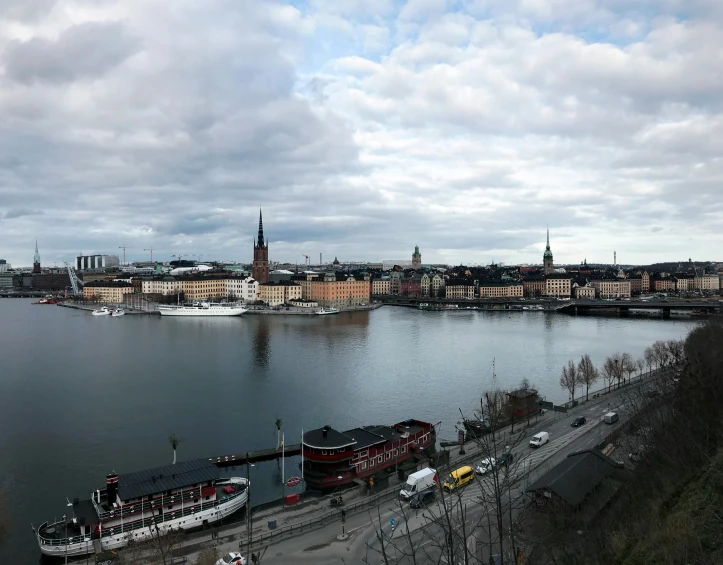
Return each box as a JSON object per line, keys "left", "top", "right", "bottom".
{"left": 322, "top": 425, "right": 330, "bottom": 438}
{"left": 106, "top": 472, "right": 119, "bottom": 506}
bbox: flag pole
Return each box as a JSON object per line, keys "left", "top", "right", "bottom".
{"left": 301, "top": 428, "right": 304, "bottom": 502}
{"left": 281, "top": 432, "right": 285, "bottom": 501}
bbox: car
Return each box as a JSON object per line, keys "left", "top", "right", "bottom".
{"left": 216, "top": 552, "right": 246, "bottom": 565}
{"left": 496, "top": 452, "right": 514, "bottom": 467}
{"left": 409, "top": 488, "right": 436, "bottom": 509}
{"left": 571, "top": 416, "right": 586, "bottom": 427}
{"left": 475, "top": 457, "right": 497, "bottom": 475}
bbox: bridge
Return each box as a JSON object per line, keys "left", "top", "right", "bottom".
{"left": 376, "top": 295, "right": 722, "bottom": 319}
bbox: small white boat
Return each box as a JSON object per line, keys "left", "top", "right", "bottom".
{"left": 314, "top": 307, "right": 340, "bottom": 315}
{"left": 91, "top": 306, "right": 112, "bottom": 316}
{"left": 111, "top": 308, "right": 125, "bottom": 317}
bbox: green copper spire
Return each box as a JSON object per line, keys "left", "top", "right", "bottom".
{"left": 33, "top": 240, "right": 40, "bottom": 264}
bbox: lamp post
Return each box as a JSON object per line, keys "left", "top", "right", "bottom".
{"left": 245, "top": 453, "right": 255, "bottom": 564}
{"left": 335, "top": 476, "right": 348, "bottom": 540}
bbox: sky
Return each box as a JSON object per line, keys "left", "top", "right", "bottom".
{"left": 1, "top": 0, "right": 722, "bottom": 268}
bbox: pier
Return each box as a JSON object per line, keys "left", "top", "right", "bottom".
{"left": 208, "top": 444, "right": 301, "bottom": 468}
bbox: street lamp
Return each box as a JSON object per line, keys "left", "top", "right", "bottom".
{"left": 335, "top": 476, "right": 348, "bottom": 541}
{"left": 245, "top": 454, "right": 256, "bottom": 564}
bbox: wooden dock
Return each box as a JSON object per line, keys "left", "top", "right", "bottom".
{"left": 208, "top": 444, "right": 301, "bottom": 468}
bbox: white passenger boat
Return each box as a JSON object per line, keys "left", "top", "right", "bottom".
{"left": 91, "top": 306, "right": 112, "bottom": 316}
{"left": 111, "top": 308, "right": 125, "bottom": 317}
{"left": 314, "top": 307, "right": 340, "bottom": 315}
{"left": 158, "top": 301, "right": 247, "bottom": 317}
{"left": 33, "top": 460, "right": 248, "bottom": 558}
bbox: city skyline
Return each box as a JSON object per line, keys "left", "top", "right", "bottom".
{"left": 1, "top": 1, "right": 721, "bottom": 266}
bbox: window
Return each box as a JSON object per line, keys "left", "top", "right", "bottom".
{"left": 378, "top": 455, "right": 383, "bottom": 464}
{"left": 361, "top": 461, "right": 367, "bottom": 470}
{"left": 386, "top": 452, "right": 391, "bottom": 461}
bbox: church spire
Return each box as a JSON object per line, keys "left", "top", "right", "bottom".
{"left": 256, "top": 209, "right": 265, "bottom": 248}
{"left": 34, "top": 240, "right": 40, "bottom": 263}
{"left": 546, "top": 226, "right": 550, "bottom": 250}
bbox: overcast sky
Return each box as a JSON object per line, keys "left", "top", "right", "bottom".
{"left": 1, "top": 0, "right": 721, "bottom": 268}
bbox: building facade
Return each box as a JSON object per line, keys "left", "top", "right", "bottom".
{"left": 412, "top": 246, "right": 421, "bottom": 270}
{"left": 371, "top": 277, "right": 391, "bottom": 295}
{"left": 545, "top": 275, "right": 572, "bottom": 297}
{"left": 574, "top": 284, "right": 596, "bottom": 299}
{"left": 304, "top": 273, "right": 370, "bottom": 308}
{"left": 181, "top": 278, "right": 227, "bottom": 300}
{"left": 252, "top": 210, "right": 269, "bottom": 284}
{"left": 259, "top": 281, "right": 302, "bottom": 306}
{"left": 82, "top": 281, "right": 134, "bottom": 302}
{"left": 522, "top": 279, "right": 545, "bottom": 298}
{"left": 651, "top": 278, "right": 675, "bottom": 293}
{"left": 693, "top": 274, "right": 720, "bottom": 292}
{"left": 141, "top": 277, "right": 183, "bottom": 295}
{"left": 226, "top": 276, "right": 259, "bottom": 302}
{"left": 478, "top": 284, "right": 524, "bottom": 298}
{"left": 590, "top": 280, "right": 632, "bottom": 298}
{"left": 401, "top": 275, "right": 422, "bottom": 297}
{"left": 445, "top": 283, "right": 474, "bottom": 299}
{"left": 76, "top": 255, "right": 120, "bottom": 271}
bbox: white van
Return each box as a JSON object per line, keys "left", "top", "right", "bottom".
{"left": 604, "top": 412, "right": 619, "bottom": 424}
{"left": 530, "top": 432, "right": 550, "bottom": 448}
{"left": 400, "top": 467, "right": 437, "bottom": 499}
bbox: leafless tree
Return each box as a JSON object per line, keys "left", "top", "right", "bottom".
{"left": 636, "top": 358, "right": 645, "bottom": 376}
{"left": 644, "top": 345, "right": 655, "bottom": 373}
{"left": 577, "top": 354, "right": 599, "bottom": 401}
{"left": 621, "top": 353, "right": 635, "bottom": 384}
{"left": 169, "top": 433, "right": 182, "bottom": 465}
{"left": 559, "top": 360, "right": 579, "bottom": 403}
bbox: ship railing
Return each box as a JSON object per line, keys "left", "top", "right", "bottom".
{"left": 38, "top": 491, "right": 246, "bottom": 546}
{"left": 96, "top": 486, "right": 216, "bottom": 520}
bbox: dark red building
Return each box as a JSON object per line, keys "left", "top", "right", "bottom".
{"left": 252, "top": 210, "right": 269, "bottom": 283}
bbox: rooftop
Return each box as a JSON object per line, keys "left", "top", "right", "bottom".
{"left": 117, "top": 459, "right": 220, "bottom": 501}
{"left": 303, "top": 426, "right": 357, "bottom": 449}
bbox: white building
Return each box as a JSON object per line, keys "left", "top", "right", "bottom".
{"left": 76, "top": 255, "right": 120, "bottom": 270}
{"left": 226, "top": 276, "right": 258, "bottom": 302}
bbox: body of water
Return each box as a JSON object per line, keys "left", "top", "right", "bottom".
{"left": 0, "top": 299, "right": 693, "bottom": 562}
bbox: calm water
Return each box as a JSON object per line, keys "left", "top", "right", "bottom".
{"left": 0, "top": 299, "right": 692, "bottom": 562}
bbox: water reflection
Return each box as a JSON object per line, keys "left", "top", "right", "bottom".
{"left": 252, "top": 317, "right": 270, "bottom": 369}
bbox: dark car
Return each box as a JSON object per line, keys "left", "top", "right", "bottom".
{"left": 410, "top": 489, "right": 436, "bottom": 509}
{"left": 571, "top": 416, "right": 586, "bottom": 427}
{"left": 496, "top": 452, "right": 514, "bottom": 467}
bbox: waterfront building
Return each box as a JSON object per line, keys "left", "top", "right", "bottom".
{"left": 543, "top": 228, "right": 554, "bottom": 275}
{"left": 674, "top": 276, "right": 693, "bottom": 292}
{"left": 573, "top": 284, "right": 596, "bottom": 299}
{"left": 445, "top": 281, "right": 474, "bottom": 299}
{"left": 252, "top": 210, "right": 269, "bottom": 284}
{"left": 181, "top": 277, "right": 227, "bottom": 300}
{"left": 544, "top": 274, "right": 572, "bottom": 297}
{"left": 371, "top": 277, "right": 390, "bottom": 295}
{"left": 33, "top": 241, "right": 41, "bottom": 274}
{"left": 82, "top": 281, "right": 134, "bottom": 302}
{"left": 412, "top": 246, "right": 421, "bottom": 270}
{"left": 430, "top": 273, "right": 444, "bottom": 297}
{"left": 651, "top": 277, "right": 675, "bottom": 293}
{"left": 522, "top": 278, "right": 545, "bottom": 298}
{"left": 76, "top": 255, "right": 120, "bottom": 271}
{"left": 590, "top": 279, "right": 632, "bottom": 299}
{"left": 258, "top": 281, "right": 301, "bottom": 306}
{"left": 401, "top": 274, "right": 422, "bottom": 297}
{"left": 693, "top": 273, "right": 720, "bottom": 292}
{"left": 226, "top": 276, "right": 258, "bottom": 302}
{"left": 0, "top": 272, "right": 14, "bottom": 287}
{"left": 141, "top": 276, "right": 182, "bottom": 296}
{"left": 478, "top": 283, "right": 524, "bottom": 298}
{"left": 389, "top": 272, "right": 402, "bottom": 295}
{"left": 301, "top": 272, "right": 370, "bottom": 308}
{"left": 641, "top": 270, "right": 650, "bottom": 293}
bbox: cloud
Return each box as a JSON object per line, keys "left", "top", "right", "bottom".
{"left": 3, "top": 21, "right": 140, "bottom": 84}
{"left": 2, "top": 208, "right": 44, "bottom": 219}
{"left": 0, "top": 0, "right": 721, "bottom": 266}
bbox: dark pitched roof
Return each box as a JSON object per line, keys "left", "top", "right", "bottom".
{"left": 526, "top": 450, "right": 621, "bottom": 507}
{"left": 72, "top": 499, "right": 99, "bottom": 525}
{"left": 343, "top": 427, "right": 387, "bottom": 450}
{"left": 303, "top": 426, "right": 357, "bottom": 449}
{"left": 117, "top": 459, "right": 219, "bottom": 501}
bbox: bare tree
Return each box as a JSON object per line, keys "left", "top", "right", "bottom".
{"left": 636, "top": 358, "right": 645, "bottom": 376}
{"left": 666, "top": 339, "right": 685, "bottom": 365}
{"left": 559, "top": 360, "right": 579, "bottom": 403}
{"left": 622, "top": 353, "right": 635, "bottom": 385}
{"left": 644, "top": 346, "right": 655, "bottom": 374}
{"left": 577, "top": 354, "right": 599, "bottom": 401}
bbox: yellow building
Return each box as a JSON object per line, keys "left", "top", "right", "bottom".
{"left": 545, "top": 276, "right": 572, "bottom": 297}
{"left": 181, "top": 277, "right": 228, "bottom": 300}
{"left": 590, "top": 280, "right": 631, "bottom": 299}
{"left": 445, "top": 284, "right": 474, "bottom": 299}
{"left": 83, "top": 281, "right": 135, "bottom": 303}
{"left": 522, "top": 279, "right": 545, "bottom": 298}
{"left": 371, "top": 278, "right": 391, "bottom": 295}
{"left": 574, "top": 285, "right": 596, "bottom": 299}
{"left": 259, "top": 281, "right": 302, "bottom": 306}
{"left": 478, "top": 284, "right": 523, "bottom": 298}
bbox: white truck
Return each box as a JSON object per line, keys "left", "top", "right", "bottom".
{"left": 400, "top": 467, "right": 438, "bottom": 499}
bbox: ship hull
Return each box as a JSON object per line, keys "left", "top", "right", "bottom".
{"left": 158, "top": 306, "right": 247, "bottom": 316}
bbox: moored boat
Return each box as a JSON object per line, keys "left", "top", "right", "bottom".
{"left": 33, "top": 460, "right": 248, "bottom": 558}
{"left": 91, "top": 306, "right": 112, "bottom": 316}
{"left": 314, "top": 307, "right": 340, "bottom": 315}
{"left": 301, "top": 419, "right": 436, "bottom": 490}
{"left": 111, "top": 308, "right": 125, "bottom": 317}
{"left": 158, "top": 301, "right": 247, "bottom": 317}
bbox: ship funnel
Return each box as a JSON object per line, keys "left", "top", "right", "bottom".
{"left": 106, "top": 472, "right": 119, "bottom": 506}
{"left": 322, "top": 425, "right": 330, "bottom": 438}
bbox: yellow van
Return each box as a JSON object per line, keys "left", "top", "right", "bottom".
{"left": 442, "top": 465, "right": 475, "bottom": 492}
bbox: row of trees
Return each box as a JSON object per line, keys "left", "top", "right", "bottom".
{"left": 560, "top": 339, "right": 685, "bottom": 403}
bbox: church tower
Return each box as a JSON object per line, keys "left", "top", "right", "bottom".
{"left": 252, "top": 210, "right": 269, "bottom": 283}
{"left": 33, "top": 240, "right": 41, "bottom": 274}
{"left": 412, "top": 245, "right": 421, "bottom": 270}
{"left": 543, "top": 228, "right": 553, "bottom": 275}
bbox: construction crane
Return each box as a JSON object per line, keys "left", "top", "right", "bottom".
{"left": 64, "top": 262, "right": 84, "bottom": 297}
{"left": 144, "top": 247, "right": 156, "bottom": 262}
{"left": 301, "top": 254, "right": 310, "bottom": 268}
{"left": 118, "top": 245, "right": 127, "bottom": 265}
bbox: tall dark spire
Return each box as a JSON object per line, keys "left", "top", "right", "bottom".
{"left": 545, "top": 226, "right": 550, "bottom": 250}
{"left": 256, "top": 209, "right": 265, "bottom": 248}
